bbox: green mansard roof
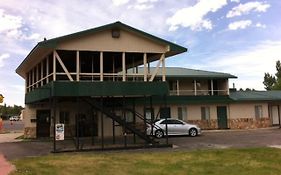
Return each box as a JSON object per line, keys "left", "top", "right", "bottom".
{"left": 127, "top": 67, "right": 237, "bottom": 79}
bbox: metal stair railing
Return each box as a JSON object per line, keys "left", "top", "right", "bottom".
{"left": 82, "top": 98, "right": 158, "bottom": 144}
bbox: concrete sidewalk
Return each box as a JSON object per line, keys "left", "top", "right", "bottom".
{"left": 0, "top": 132, "right": 23, "bottom": 143}
{"left": 0, "top": 154, "right": 14, "bottom": 175}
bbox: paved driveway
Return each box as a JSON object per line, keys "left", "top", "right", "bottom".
{"left": 169, "top": 128, "right": 281, "bottom": 150}
{"left": 0, "top": 128, "right": 280, "bottom": 160}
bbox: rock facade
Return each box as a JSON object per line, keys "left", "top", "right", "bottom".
{"left": 24, "top": 127, "right": 36, "bottom": 138}
{"left": 187, "top": 117, "right": 271, "bottom": 129}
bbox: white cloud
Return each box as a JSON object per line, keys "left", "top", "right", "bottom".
{"left": 0, "top": 9, "right": 22, "bottom": 33}
{"left": 0, "top": 53, "right": 10, "bottom": 67}
{"left": 112, "top": 0, "right": 130, "bottom": 6}
{"left": 227, "top": 1, "right": 270, "bottom": 18}
{"left": 256, "top": 22, "right": 266, "bottom": 28}
{"left": 193, "top": 41, "right": 281, "bottom": 90}
{"left": 230, "top": 0, "right": 240, "bottom": 3}
{"left": 166, "top": 0, "right": 227, "bottom": 31}
{"left": 127, "top": 0, "right": 159, "bottom": 10}
{"left": 228, "top": 20, "right": 252, "bottom": 30}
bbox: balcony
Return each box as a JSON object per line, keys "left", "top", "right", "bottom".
{"left": 169, "top": 89, "right": 229, "bottom": 96}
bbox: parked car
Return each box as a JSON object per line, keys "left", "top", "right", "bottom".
{"left": 9, "top": 116, "right": 20, "bottom": 121}
{"left": 147, "top": 119, "right": 201, "bottom": 138}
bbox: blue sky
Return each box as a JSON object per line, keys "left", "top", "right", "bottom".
{"left": 0, "top": 0, "right": 280, "bottom": 106}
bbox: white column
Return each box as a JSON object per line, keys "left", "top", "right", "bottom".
{"left": 177, "top": 80, "right": 180, "bottom": 96}
{"left": 41, "top": 61, "right": 43, "bottom": 86}
{"left": 100, "top": 52, "right": 103, "bottom": 81}
{"left": 36, "top": 64, "right": 39, "bottom": 87}
{"left": 161, "top": 54, "right": 166, "bottom": 82}
{"left": 46, "top": 57, "right": 49, "bottom": 83}
{"left": 194, "top": 80, "right": 197, "bottom": 96}
{"left": 143, "top": 53, "right": 147, "bottom": 82}
{"left": 76, "top": 51, "right": 80, "bottom": 81}
{"left": 211, "top": 79, "right": 214, "bottom": 96}
{"left": 122, "top": 52, "right": 126, "bottom": 82}
{"left": 226, "top": 79, "right": 229, "bottom": 95}
{"left": 53, "top": 51, "right": 56, "bottom": 81}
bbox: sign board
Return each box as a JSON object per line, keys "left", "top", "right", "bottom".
{"left": 55, "top": 124, "right": 64, "bottom": 141}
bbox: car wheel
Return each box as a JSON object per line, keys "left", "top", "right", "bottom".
{"left": 155, "top": 130, "right": 164, "bottom": 138}
{"left": 189, "top": 128, "right": 197, "bottom": 137}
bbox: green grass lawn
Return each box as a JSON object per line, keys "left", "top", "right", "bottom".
{"left": 11, "top": 148, "right": 281, "bottom": 175}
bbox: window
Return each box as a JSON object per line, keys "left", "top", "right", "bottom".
{"left": 201, "top": 106, "right": 210, "bottom": 120}
{"left": 145, "top": 108, "right": 154, "bottom": 121}
{"left": 59, "top": 111, "right": 70, "bottom": 124}
{"left": 178, "top": 106, "right": 187, "bottom": 120}
{"left": 160, "top": 119, "right": 183, "bottom": 125}
{"left": 255, "top": 105, "right": 263, "bottom": 119}
{"left": 125, "top": 111, "right": 134, "bottom": 123}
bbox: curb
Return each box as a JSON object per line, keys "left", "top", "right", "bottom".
{"left": 202, "top": 126, "right": 280, "bottom": 133}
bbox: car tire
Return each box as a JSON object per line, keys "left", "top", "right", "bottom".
{"left": 155, "top": 129, "right": 164, "bottom": 138}
{"left": 189, "top": 128, "right": 197, "bottom": 137}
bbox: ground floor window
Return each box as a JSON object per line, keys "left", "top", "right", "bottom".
{"left": 255, "top": 105, "right": 263, "bottom": 119}
{"left": 125, "top": 111, "right": 134, "bottom": 123}
{"left": 59, "top": 111, "right": 70, "bottom": 124}
{"left": 201, "top": 106, "right": 210, "bottom": 120}
{"left": 178, "top": 106, "right": 187, "bottom": 121}
{"left": 144, "top": 108, "right": 154, "bottom": 121}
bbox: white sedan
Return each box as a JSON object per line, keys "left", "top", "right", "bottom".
{"left": 147, "top": 119, "right": 201, "bottom": 138}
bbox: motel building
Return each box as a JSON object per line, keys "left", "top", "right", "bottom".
{"left": 16, "top": 22, "right": 281, "bottom": 151}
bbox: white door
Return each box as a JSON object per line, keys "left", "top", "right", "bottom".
{"left": 271, "top": 106, "right": 279, "bottom": 125}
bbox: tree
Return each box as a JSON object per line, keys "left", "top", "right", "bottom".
{"left": 263, "top": 73, "right": 276, "bottom": 90}
{"left": 263, "top": 60, "right": 281, "bottom": 90}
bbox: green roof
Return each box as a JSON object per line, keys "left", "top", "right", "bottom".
{"left": 127, "top": 67, "right": 237, "bottom": 79}
{"left": 230, "top": 91, "right": 281, "bottom": 101}
{"left": 16, "top": 21, "right": 187, "bottom": 77}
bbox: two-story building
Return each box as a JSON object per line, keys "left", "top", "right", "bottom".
{"left": 16, "top": 22, "right": 281, "bottom": 151}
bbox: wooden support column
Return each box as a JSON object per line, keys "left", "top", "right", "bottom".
{"left": 36, "top": 64, "right": 39, "bottom": 87}
{"left": 54, "top": 51, "right": 74, "bottom": 81}
{"left": 177, "top": 80, "right": 180, "bottom": 96}
{"left": 161, "top": 54, "right": 166, "bottom": 82}
{"left": 46, "top": 57, "right": 49, "bottom": 83}
{"left": 53, "top": 51, "right": 56, "bottom": 81}
{"left": 100, "top": 52, "right": 103, "bottom": 81}
{"left": 32, "top": 68, "right": 35, "bottom": 89}
{"left": 194, "top": 80, "right": 197, "bottom": 96}
{"left": 122, "top": 52, "right": 126, "bottom": 82}
{"left": 211, "top": 80, "right": 214, "bottom": 96}
{"left": 226, "top": 79, "right": 230, "bottom": 95}
{"left": 143, "top": 53, "right": 147, "bottom": 82}
{"left": 76, "top": 51, "right": 80, "bottom": 81}
{"left": 41, "top": 61, "right": 43, "bottom": 86}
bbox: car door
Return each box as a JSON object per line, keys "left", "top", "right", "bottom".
{"left": 173, "top": 120, "right": 186, "bottom": 134}
{"left": 159, "top": 120, "right": 175, "bottom": 135}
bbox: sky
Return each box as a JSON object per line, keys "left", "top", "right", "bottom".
{"left": 0, "top": 0, "right": 280, "bottom": 106}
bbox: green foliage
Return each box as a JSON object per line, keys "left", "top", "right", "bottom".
{"left": 263, "top": 60, "right": 281, "bottom": 90}
{"left": 0, "top": 104, "right": 23, "bottom": 117}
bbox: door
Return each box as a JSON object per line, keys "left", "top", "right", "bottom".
{"left": 36, "top": 110, "right": 51, "bottom": 137}
{"left": 217, "top": 106, "right": 228, "bottom": 129}
{"left": 271, "top": 106, "right": 279, "bottom": 125}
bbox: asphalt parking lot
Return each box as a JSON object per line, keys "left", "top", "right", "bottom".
{"left": 0, "top": 127, "right": 280, "bottom": 160}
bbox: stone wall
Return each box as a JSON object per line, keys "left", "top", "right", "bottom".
{"left": 24, "top": 127, "right": 36, "bottom": 138}
{"left": 229, "top": 118, "right": 271, "bottom": 129}
{"left": 187, "top": 117, "right": 271, "bottom": 130}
